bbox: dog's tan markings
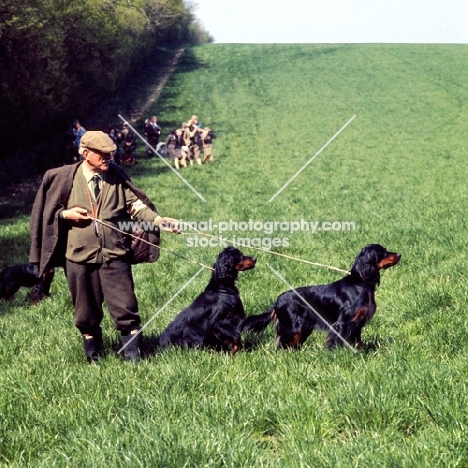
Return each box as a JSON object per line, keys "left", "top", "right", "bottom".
{"left": 291, "top": 333, "right": 301, "bottom": 348}
{"left": 232, "top": 343, "right": 240, "bottom": 354}
{"left": 377, "top": 254, "right": 400, "bottom": 269}
{"left": 235, "top": 258, "right": 256, "bottom": 271}
{"left": 270, "top": 308, "right": 278, "bottom": 322}
{"left": 352, "top": 307, "right": 368, "bottom": 322}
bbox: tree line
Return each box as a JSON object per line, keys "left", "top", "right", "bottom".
{"left": 0, "top": 0, "right": 212, "bottom": 161}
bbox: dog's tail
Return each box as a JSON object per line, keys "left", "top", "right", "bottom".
{"left": 238, "top": 307, "right": 276, "bottom": 334}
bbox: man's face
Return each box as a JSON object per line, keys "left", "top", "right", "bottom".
{"left": 151, "top": 117, "right": 157, "bottom": 123}
{"left": 83, "top": 148, "right": 113, "bottom": 173}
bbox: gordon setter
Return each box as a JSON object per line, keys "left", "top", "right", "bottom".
{"left": 239, "top": 244, "right": 400, "bottom": 349}
{"left": 158, "top": 246, "right": 256, "bottom": 352}
{"left": 0, "top": 263, "right": 55, "bottom": 303}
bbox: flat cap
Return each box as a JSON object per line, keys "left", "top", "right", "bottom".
{"left": 80, "top": 131, "right": 117, "bottom": 153}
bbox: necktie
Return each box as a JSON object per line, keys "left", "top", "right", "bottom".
{"left": 92, "top": 175, "right": 101, "bottom": 200}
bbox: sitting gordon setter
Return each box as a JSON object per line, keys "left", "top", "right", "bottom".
{"left": 239, "top": 244, "right": 401, "bottom": 349}
{"left": 0, "top": 263, "right": 55, "bottom": 303}
{"left": 158, "top": 246, "right": 256, "bottom": 353}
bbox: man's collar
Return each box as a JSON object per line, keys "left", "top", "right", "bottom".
{"left": 82, "top": 162, "right": 102, "bottom": 183}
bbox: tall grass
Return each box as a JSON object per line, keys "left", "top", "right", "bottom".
{"left": 1, "top": 44, "right": 468, "bottom": 467}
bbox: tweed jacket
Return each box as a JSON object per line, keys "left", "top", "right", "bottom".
{"left": 30, "top": 161, "right": 160, "bottom": 275}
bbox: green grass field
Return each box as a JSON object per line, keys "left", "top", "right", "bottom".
{"left": 1, "top": 43, "right": 468, "bottom": 467}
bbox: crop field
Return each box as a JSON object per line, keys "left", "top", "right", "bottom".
{"left": 1, "top": 43, "right": 468, "bottom": 466}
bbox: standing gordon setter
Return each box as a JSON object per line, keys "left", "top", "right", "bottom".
{"left": 239, "top": 244, "right": 401, "bottom": 349}
{"left": 0, "top": 263, "right": 55, "bottom": 303}
{"left": 157, "top": 246, "right": 256, "bottom": 352}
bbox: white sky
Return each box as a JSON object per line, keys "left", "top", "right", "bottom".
{"left": 190, "top": 0, "right": 468, "bottom": 43}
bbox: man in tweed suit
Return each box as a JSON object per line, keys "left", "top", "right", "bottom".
{"left": 30, "top": 131, "right": 179, "bottom": 362}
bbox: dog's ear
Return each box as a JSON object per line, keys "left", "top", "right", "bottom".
{"left": 351, "top": 245, "right": 381, "bottom": 285}
{"left": 213, "top": 247, "right": 239, "bottom": 281}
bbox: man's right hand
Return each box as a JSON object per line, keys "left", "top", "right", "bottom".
{"left": 62, "top": 207, "right": 89, "bottom": 223}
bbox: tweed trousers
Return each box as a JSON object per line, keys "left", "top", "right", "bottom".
{"left": 65, "top": 258, "right": 140, "bottom": 335}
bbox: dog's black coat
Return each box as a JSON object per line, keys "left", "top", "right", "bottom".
{"left": 158, "top": 247, "right": 256, "bottom": 352}
{"left": 0, "top": 263, "right": 55, "bottom": 303}
{"left": 239, "top": 244, "right": 400, "bottom": 349}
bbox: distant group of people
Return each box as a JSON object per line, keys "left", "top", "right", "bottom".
{"left": 66, "top": 113, "right": 217, "bottom": 170}
{"left": 165, "top": 115, "right": 217, "bottom": 169}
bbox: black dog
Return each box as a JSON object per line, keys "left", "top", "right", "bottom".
{"left": 158, "top": 247, "right": 256, "bottom": 352}
{"left": 0, "top": 263, "right": 55, "bottom": 303}
{"left": 239, "top": 244, "right": 400, "bottom": 349}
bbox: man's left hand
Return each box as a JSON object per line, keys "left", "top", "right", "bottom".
{"left": 157, "top": 217, "right": 180, "bottom": 234}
